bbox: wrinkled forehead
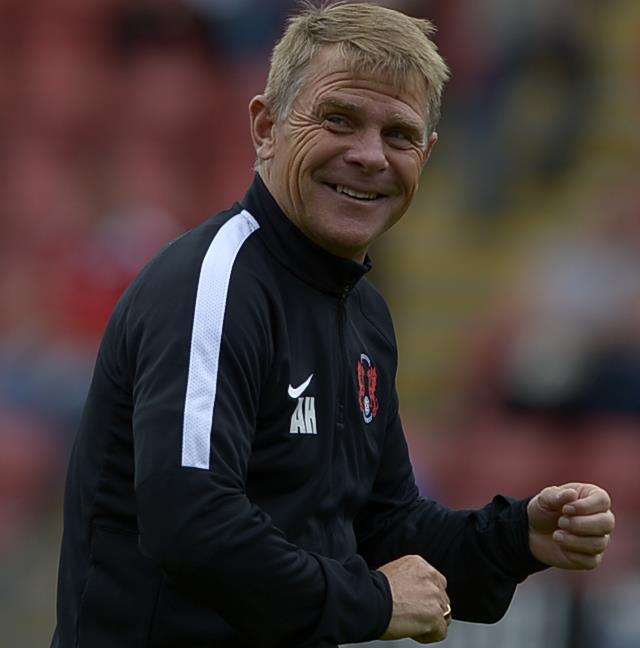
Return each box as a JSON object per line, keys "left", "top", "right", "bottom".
{"left": 298, "top": 45, "right": 428, "bottom": 118}
{"left": 304, "top": 44, "right": 427, "bottom": 98}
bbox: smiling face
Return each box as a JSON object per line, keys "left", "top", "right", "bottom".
{"left": 250, "top": 46, "right": 437, "bottom": 262}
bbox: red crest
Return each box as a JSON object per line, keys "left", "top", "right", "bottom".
{"left": 356, "top": 353, "right": 379, "bottom": 423}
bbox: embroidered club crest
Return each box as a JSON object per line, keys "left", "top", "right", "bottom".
{"left": 356, "top": 353, "right": 379, "bottom": 424}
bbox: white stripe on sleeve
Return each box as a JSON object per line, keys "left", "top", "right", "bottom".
{"left": 181, "top": 209, "right": 260, "bottom": 469}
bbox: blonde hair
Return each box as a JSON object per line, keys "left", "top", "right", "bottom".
{"left": 264, "top": 1, "right": 450, "bottom": 136}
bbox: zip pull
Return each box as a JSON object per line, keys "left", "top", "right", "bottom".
{"left": 340, "top": 282, "right": 353, "bottom": 301}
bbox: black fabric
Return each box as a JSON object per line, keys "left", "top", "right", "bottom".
{"left": 51, "top": 175, "right": 546, "bottom": 648}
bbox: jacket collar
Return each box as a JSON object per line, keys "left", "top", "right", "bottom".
{"left": 240, "top": 173, "right": 372, "bottom": 296}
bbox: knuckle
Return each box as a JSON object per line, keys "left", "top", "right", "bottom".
{"left": 422, "top": 581, "right": 437, "bottom": 596}
{"left": 412, "top": 554, "right": 428, "bottom": 567}
{"left": 424, "top": 564, "right": 438, "bottom": 579}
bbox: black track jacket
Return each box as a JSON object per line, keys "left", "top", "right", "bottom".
{"left": 51, "top": 175, "right": 545, "bottom": 648}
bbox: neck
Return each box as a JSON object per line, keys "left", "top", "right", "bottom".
{"left": 256, "top": 168, "right": 367, "bottom": 264}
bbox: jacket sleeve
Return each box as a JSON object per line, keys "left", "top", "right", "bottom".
{"left": 354, "top": 387, "right": 548, "bottom": 623}
{"left": 128, "top": 246, "right": 391, "bottom": 647}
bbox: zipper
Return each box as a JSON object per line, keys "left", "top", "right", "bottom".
{"left": 336, "top": 283, "right": 352, "bottom": 430}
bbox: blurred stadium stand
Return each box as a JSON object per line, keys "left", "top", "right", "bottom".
{"left": 0, "top": 1, "right": 638, "bottom": 646}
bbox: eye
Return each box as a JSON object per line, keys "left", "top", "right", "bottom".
{"left": 324, "top": 114, "right": 351, "bottom": 130}
{"left": 386, "top": 129, "right": 412, "bottom": 143}
{"left": 385, "top": 129, "right": 419, "bottom": 149}
{"left": 388, "top": 129, "right": 408, "bottom": 139}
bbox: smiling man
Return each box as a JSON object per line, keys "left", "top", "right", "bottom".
{"left": 51, "top": 4, "right": 615, "bottom": 648}
{"left": 249, "top": 43, "right": 437, "bottom": 262}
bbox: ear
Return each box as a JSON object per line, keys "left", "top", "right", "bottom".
{"left": 422, "top": 131, "right": 438, "bottom": 167}
{"left": 249, "top": 95, "right": 277, "bottom": 163}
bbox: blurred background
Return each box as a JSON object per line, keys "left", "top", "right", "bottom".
{"left": 0, "top": 0, "right": 638, "bottom": 646}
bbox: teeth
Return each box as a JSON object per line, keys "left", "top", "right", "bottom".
{"left": 336, "top": 185, "right": 379, "bottom": 200}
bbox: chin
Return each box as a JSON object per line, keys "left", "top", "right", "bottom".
{"left": 301, "top": 202, "right": 389, "bottom": 258}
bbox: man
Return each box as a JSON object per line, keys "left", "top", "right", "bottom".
{"left": 51, "top": 3, "right": 615, "bottom": 647}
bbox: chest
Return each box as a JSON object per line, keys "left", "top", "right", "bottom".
{"left": 247, "top": 288, "right": 394, "bottom": 509}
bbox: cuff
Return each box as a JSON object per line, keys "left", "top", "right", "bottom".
{"left": 371, "top": 568, "right": 393, "bottom": 639}
{"left": 308, "top": 552, "right": 394, "bottom": 645}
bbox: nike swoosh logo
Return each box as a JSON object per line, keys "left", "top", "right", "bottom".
{"left": 288, "top": 373, "right": 314, "bottom": 399}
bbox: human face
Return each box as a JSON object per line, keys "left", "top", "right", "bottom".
{"left": 250, "top": 46, "right": 437, "bottom": 262}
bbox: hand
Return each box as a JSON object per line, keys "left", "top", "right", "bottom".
{"left": 527, "top": 483, "right": 615, "bottom": 570}
{"left": 378, "top": 555, "right": 451, "bottom": 644}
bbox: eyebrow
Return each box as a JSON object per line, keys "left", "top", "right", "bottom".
{"left": 315, "top": 98, "right": 362, "bottom": 115}
{"left": 389, "top": 113, "right": 425, "bottom": 141}
{"left": 315, "top": 98, "right": 425, "bottom": 141}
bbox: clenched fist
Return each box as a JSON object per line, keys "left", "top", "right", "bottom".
{"left": 378, "top": 555, "right": 451, "bottom": 644}
{"left": 528, "top": 483, "right": 615, "bottom": 570}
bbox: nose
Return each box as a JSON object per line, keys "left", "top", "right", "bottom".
{"left": 343, "top": 129, "right": 389, "bottom": 174}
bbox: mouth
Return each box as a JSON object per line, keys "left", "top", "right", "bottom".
{"left": 324, "top": 183, "right": 387, "bottom": 202}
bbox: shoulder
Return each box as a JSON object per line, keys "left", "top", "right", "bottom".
{"left": 125, "top": 207, "right": 268, "bottom": 314}
{"left": 107, "top": 207, "right": 273, "bottom": 354}
{"left": 96, "top": 206, "right": 275, "bottom": 388}
{"left": 137, "top": 207, "right": 261, "bottom": 293}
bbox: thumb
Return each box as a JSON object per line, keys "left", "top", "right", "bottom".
{"left": 537, "top": 486, "right": 579, "bottom": 513}
{"left": 529, "top": 487, "right": 579, "bottom": 533}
